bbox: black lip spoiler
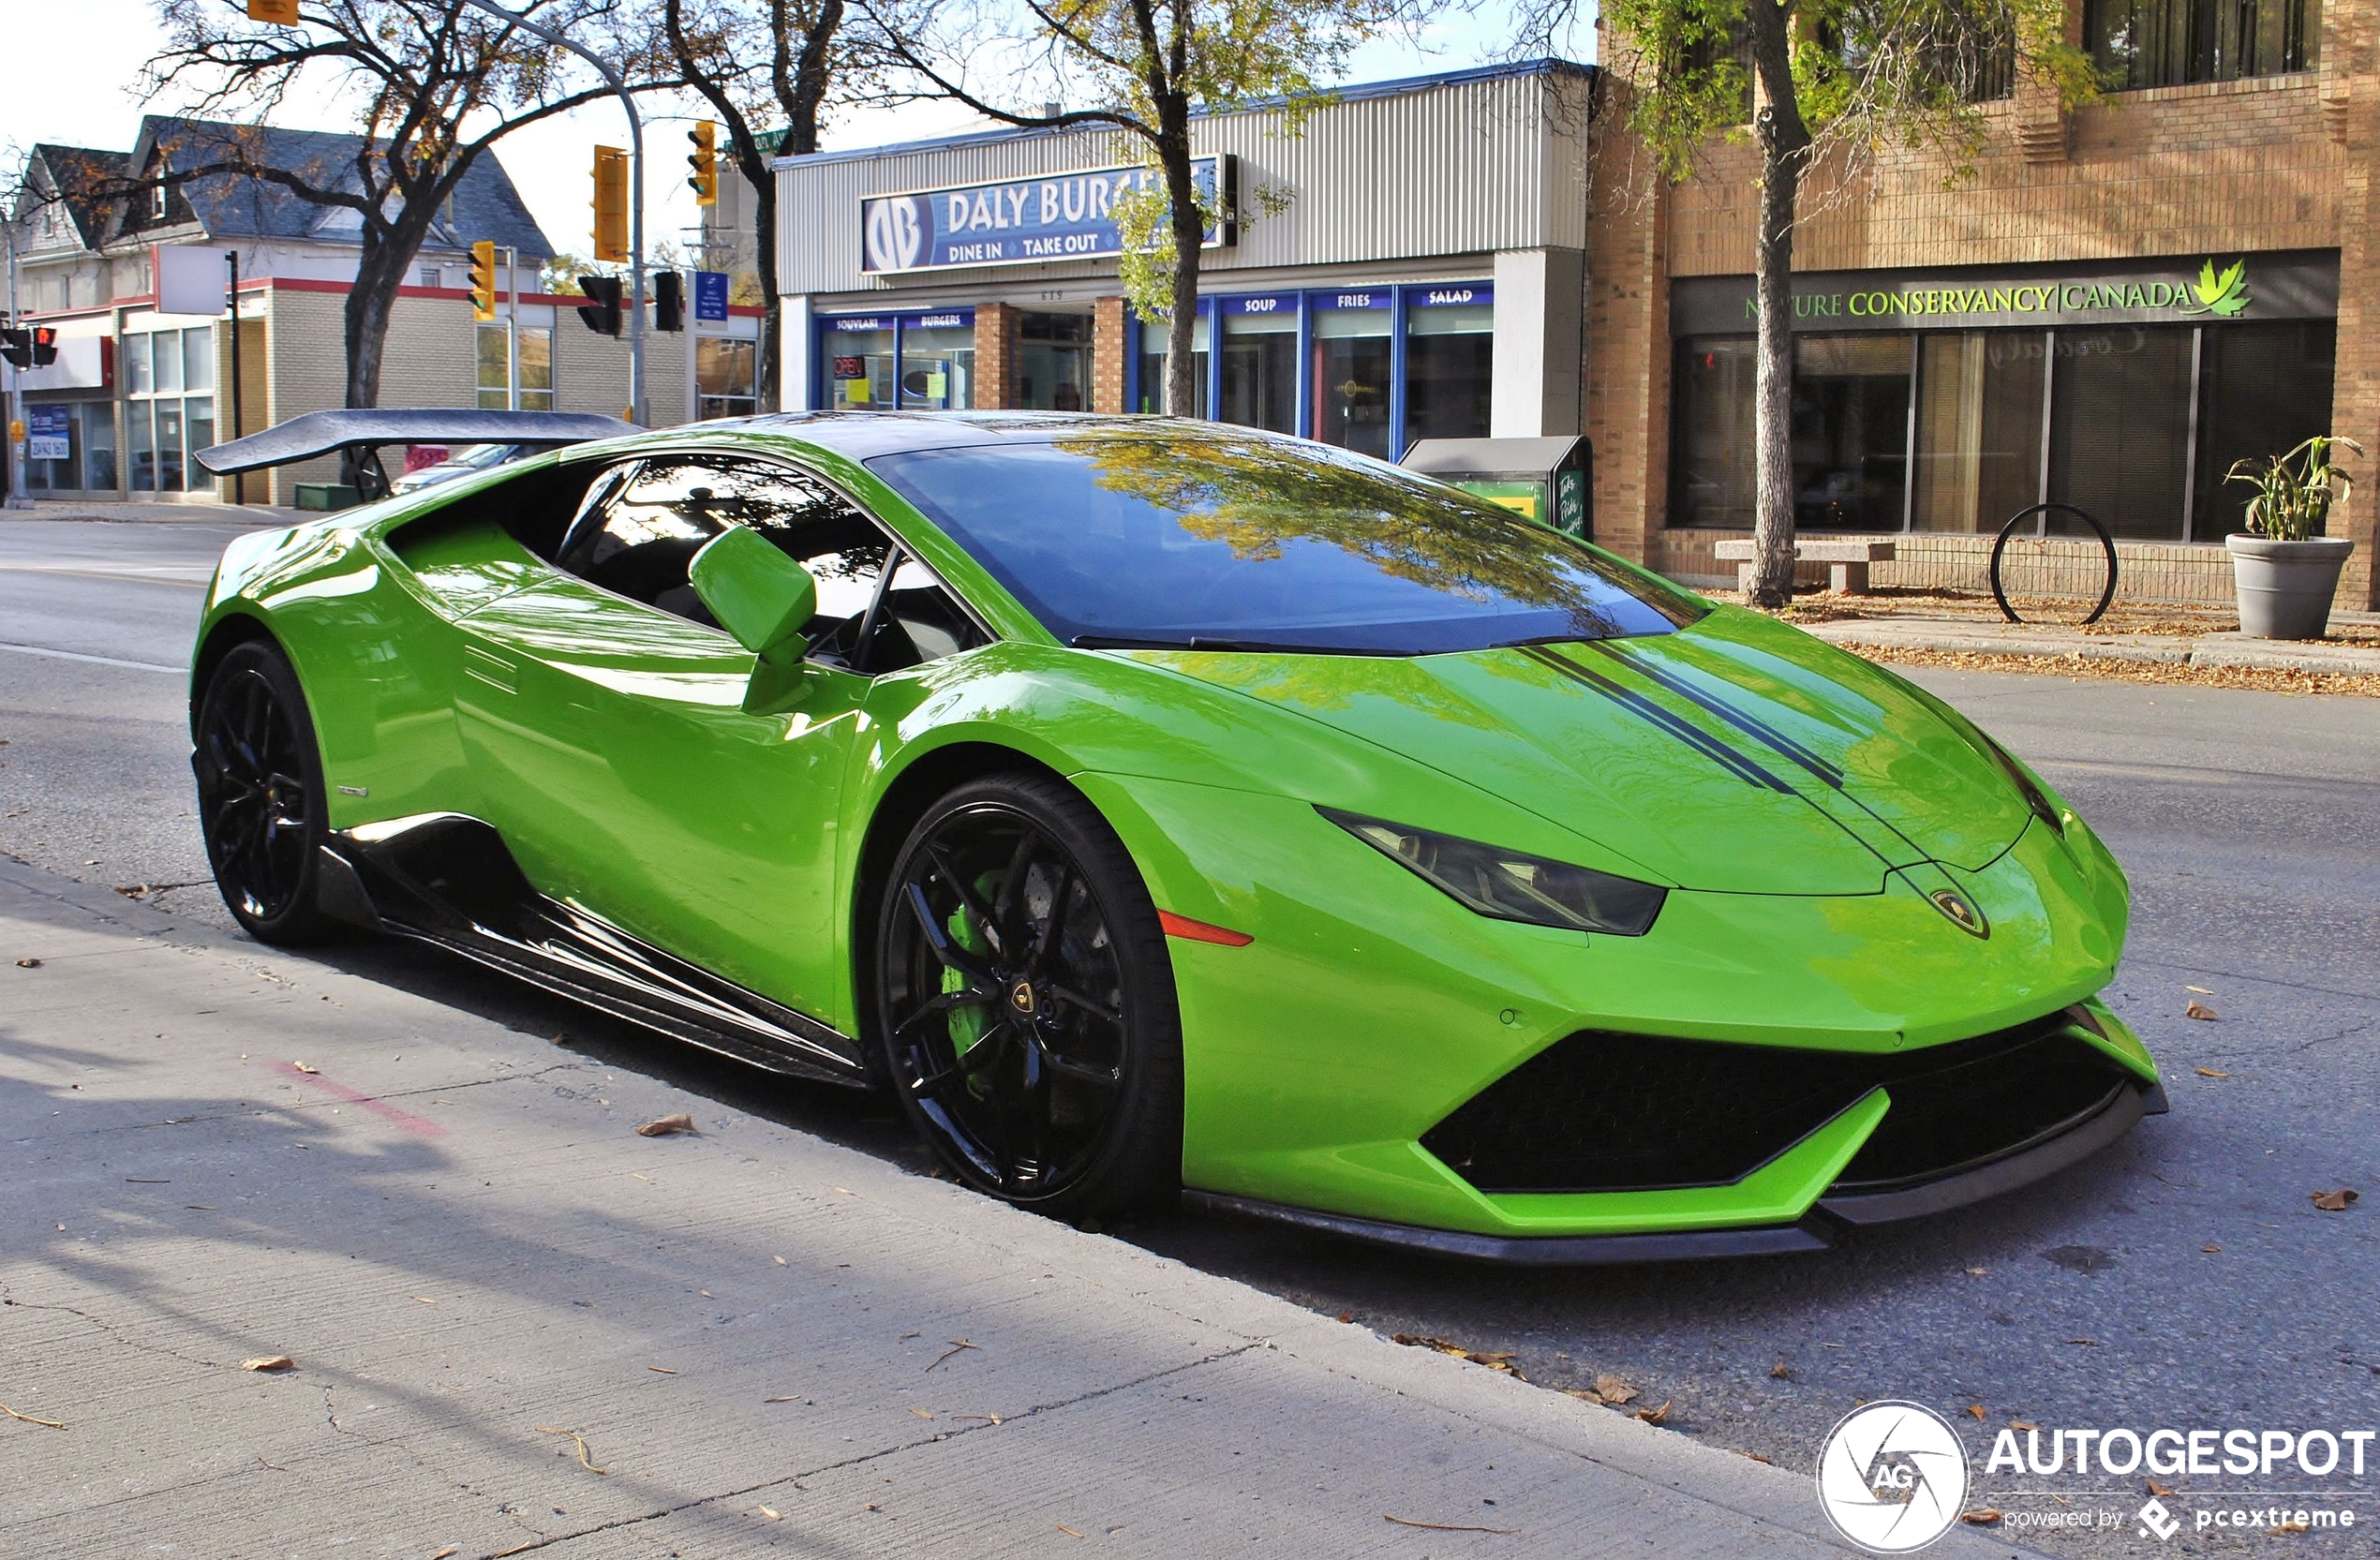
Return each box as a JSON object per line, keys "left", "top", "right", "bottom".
{"left": 192, "top": 409, "right": 638, "bottom": 476}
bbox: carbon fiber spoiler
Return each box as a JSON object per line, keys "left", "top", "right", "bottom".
{"left": 193, "top": 409, "right": 637, "bottom": 476}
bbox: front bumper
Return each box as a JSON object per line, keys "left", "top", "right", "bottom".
{"left": 1186, "top": 1068, "right": 2166, "bottom": 1264}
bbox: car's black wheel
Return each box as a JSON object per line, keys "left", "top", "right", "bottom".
{"left": 874, "top": 773, "right": 1183, "bottom": 1221}
{"left": 193, "top": 640, "right": 337, "bottom": 945}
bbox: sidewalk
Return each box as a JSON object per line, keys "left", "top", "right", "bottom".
{"left": 1800, "top": 613, "right": 2380, "bottom": 677}
{"left": 4, "top": 498, "right": 303, "bottom": 526}
{"left": 0, "top": 856, "right": 2034, "bottom": 1558}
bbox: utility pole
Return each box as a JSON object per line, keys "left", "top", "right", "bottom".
{"left": 5, "top": 217, "right": 30, "bottom": 511}
{"left": 458, "top": 0, "right": 646, "bottom": 423}
{"left": 506, "top": 244, "right": 519, "bottom": 409}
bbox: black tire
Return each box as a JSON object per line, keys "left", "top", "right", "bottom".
{"left": 192, "top": 640, "right": 339, "bottom": 945}
{"left": 872, "top": 772, "right": 1183, "bottom": 1222}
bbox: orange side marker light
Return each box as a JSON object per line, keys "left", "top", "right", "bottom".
{"left": 1158, "top": 910, "right": 1254, "bottom": 946}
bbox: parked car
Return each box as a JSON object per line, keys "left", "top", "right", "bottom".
{"left": 390, "top": 441, "right": 528, "bottom": 495}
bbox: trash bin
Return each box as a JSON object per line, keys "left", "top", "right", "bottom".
{"left": 1400, "top": 436, "right": 1592, "bottom": 541}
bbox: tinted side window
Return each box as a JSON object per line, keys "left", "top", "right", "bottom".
{"left": 557, "top": 457, "right": 736, "bottom": 619}
{"left": 739, "top": 467, "right": 894, "bottom": 663}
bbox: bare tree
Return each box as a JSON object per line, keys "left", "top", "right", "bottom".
{"left": 864, "top": 0, "right": 1427, "bottom": 418}
{"left": 657, "top": 0, "right": 884, "bottom": 412}
{"left": 141, "top": 0, "right": 679, "bottom": 412}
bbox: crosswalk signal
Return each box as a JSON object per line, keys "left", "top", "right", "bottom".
{"left": 591, "top": 145, "right": 630, "bottom": 263}
{"left": 246, "top": 0, "right": 300, "bottom": 22}
{"left": 653, "top": 272, "right": 684, "bottom": 333}
{"left": 468, "top": 241, "right": 498, "bottom": 322}
{"left": 0, "top": 328, "right": 30, "bottom": 369}
{"left": 688, "top": 122, "right": 718, "bottom": 208}
{"left": 31, "top": 326, "right": 58, "bottom": 366}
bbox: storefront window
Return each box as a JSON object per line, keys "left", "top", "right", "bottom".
{"left": 82, "top": 403, "right": 117, "bottom": 491}
{"left": 2085, "top": 0, "right": 2315, "bottom": 90}
{"left": 2047, "top": 325, "right": 2194, "bottom": 540}
{"left": 125, "top": 324, "right": 212, "bottom": 493}
{"left": 2191, "top": 320, "right": 2335, "bottom": 541}
{"left": 1405, "top": 290, "right": 1494, "bottom": 443}
{"left": 900, "top": 312, "right": 975, "bottom": 409}
{"left": 1019, "top": 312, "right": 1091, "bottom": 410}
{"left": 1793, "top": 335, "right": 1912, "bottom": 532}
{"left": 697, "top": 336, "right": 758, "bottom": 420}
{"left": 1136, "top": 309, "right": 1210, "bottom": 416}
{"left": 476, "top": 322, "right": 555, "bottom": 410}
{"left": 826, "top": 319, "right": 895, "bottom": 409}
{"left": 1311, "top": 291, "right": 1393, "bottom": 457}
{"left": 30, "top": 403, "right": 116, "bottom": 492}
{"left": 1912, "top": 331, "right": 2045, "bottom": 532}
{"left": 1220, "top": 296, "right": 1296, "bottom": 433}
{"left": 1671, "top": 337, "right": 1756, "bottom": 528}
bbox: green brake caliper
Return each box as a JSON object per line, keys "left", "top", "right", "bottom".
{"left": 942, "top": 871, "right": 1004, "bottom": 1095}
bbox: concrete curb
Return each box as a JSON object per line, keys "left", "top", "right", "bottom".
{"left": 1803, "top": 617, "right": 2380, "bottom": 676}
{"left": 0, "top": 855, "right": 2041, "bottom": 1558}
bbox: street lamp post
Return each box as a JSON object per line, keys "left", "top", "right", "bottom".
{"left": 4, "top": 215, "right": 31, "bottom": 510}
{"left": 459, "top": 0, "right": 646, "bottom": 424}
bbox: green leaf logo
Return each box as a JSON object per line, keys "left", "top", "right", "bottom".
{"left": 2188, "top": 258, "right": 2250, "bottom": 318}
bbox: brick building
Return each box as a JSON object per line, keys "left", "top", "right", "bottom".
{"left": 770, "top": 9, "right": 2375, "bottom": 611}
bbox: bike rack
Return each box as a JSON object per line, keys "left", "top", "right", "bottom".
{"left": 1990, "top": 502, "right": 2118, "bottom": 626}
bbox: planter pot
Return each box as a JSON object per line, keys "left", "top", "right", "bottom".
{"left": 2225, "top": 533, "right": 2356, "bottom": 640}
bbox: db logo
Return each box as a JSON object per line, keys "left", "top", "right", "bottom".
{"left": 1816, "top": 1402, "right": 1971, "bottom": 1553}
{"left": 864, "top": 196, "right": 927, "bottom": 272}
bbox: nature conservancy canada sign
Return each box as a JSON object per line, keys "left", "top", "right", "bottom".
{"left": 1671, "top": 248, "right": 2339, "bottom": 336}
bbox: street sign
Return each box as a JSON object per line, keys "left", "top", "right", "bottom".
{"left": 694, "top": 271, "right": 729, "bottom": 322}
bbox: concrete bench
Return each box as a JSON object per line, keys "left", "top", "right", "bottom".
{"left": 1712, "top": 537, "right": 1897, "bottom": 594}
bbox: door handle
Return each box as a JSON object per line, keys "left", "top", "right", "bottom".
{"left": 462, "top": 645, "right": 520, "bottom": 694}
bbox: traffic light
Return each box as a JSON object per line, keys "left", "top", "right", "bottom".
{"left": 0, "top": 328, "right": 30, "bottom": 369}
{"left": 591, "top": 145, "right": 630, "bottom": 263}
{"left": 31, "top": 326, "right": 57, "bottom": 366}
{"left": 654, "top": 271, "right": 683, "bottom": 333}
{"left": 247, "top": 0, "right": 300, "bottom": 22}
{"left": 688, "top": 122, "right": 718, "bottom": 207}
{"left": 576, "top": 275, "right": 623, "bottom": 337}
{"left": 468, "top": 241, "right": 498, "bottom": 321}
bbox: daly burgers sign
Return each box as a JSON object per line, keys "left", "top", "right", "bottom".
{"left": 860, "top": 156, "right": 1235, "bottom": 275}
{"left": 1672, "top": 248, "right": 2339, "bottom": 336}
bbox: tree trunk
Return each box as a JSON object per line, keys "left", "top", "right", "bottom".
{"left": 1748, "top": 109, "right": 1803, "bottom": 607}
{"left": 752, "top": 176, "right": 781, "bottom": 414}
{"left": 1158, "top": 126, "right": 1203, "bottom": 418}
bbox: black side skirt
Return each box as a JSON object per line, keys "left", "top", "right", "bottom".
{"left": 319, "top": 814, "right": 868, "bottom": 1088}
{"left": 1183, "top": 1078, "right": 2159, "bottom": 1266}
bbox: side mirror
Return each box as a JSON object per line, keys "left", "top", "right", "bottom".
{"left": 689, "top": 525, "right": 817, "bottom": 712}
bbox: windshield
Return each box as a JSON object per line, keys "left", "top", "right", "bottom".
{"left": 868, "top": 431, "right": 1705, "bottom": 655}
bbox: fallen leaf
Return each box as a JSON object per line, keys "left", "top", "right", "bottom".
{"left": 2010, "top": 1419, "right": 2040, "bottom": 1431}
{"left": 774, "top": 1255, "right": 787, "bottom": 1266}
{"left": 1562, "top": 1389, "right": 1604, "bottom": 1404}
{"left": 907, "top": 1406, "right": 934, "bottom": 1419}
{"left": 1337, "top": 1310, "right": 1353, "bottom": 1323}
{"left": 953, "top": 1413, "right": 1003, "bottom": 1425}
{"left": 926, "top": 1339, "right": 978, "bottom": 1372}
{"left": 2195, "top": 1066, "right": 2230, "bottom": 1078}
{"left": 636, "top": 1112, "right": 697, "bottom": 1137}
{"left": 1741, "top": 1452, "right": 1774, "bottom": 1464}
{"left": 430, "top": 1549, "right": 458, "bottom": 1560}
{"left": 1056, "top": 1524, "right": 1084, "bottom": 1538}
{"left": 533, "top": 1426, "right": 608, "bottom": 1475}
{"left": 411, "top": 1296, "right": 437, "bottom": 1305}
{"left": 1961, "top": 1509, "right": 2004, "bottom": 1525}
{"left": 1966, "top": 1404, "right": 1986, "bottom": 1420}
{"left": 2065, "top": 1337, "right": 2101, "bottom": 1346}
{"left": 1593, "top": 1374, "right": 1638, "bottom": 1405}
{"left": 2147, "top": 1478, "right": 2176, "bottom": 1498}
{"left": 1964, "top": 1266, "right": 1987, "bottom": 1276}
{"left": 756, "top": 1506, "right": 781, "bottom": 1521}
{"left": 699, "top": 1290, "right": 713, "bottom": 1299}
{"left": 240, "top": 1356, "right": 295, "bottom": 1373}
{"left": 2202, "top": 1243, "right": 2223, "bottom": 1254}
{"left": 1385, "top": 1515, "right": 1520, "bottom": 1535}
{"left": 290, "top": 1062, "right": 320, "bottom": 1074}
{"left": 647, "top": 1366, "right": 677, "bottom": 1374}
{"left": 2272, "top": 1520, "right": 2310, "bottom": 1534}
{"left": 865, "top": 1503, "right": 881, "bottom": 1512}
{"left": 1635, "top": 1399, "right": 1672, "bottom": 1424}
{"left": 2312, "top": 1188, "right": 2358, "bottom": 1211}
{"left": 2184, "top": 1000, "right": 2219, "bottom": 1021}
{"left": 1769, "top": 1361, "right": 1793, "bottom": 1380}
{"left": 2185, "top": 985, "right": 2214, "bottom": 995}
{"left": 0, "top": 1403, "right": 66, "bottom": 1428}
{"left": 764, "top": 1395, "right": 799, "bottom": 1403}
{"left": 14, "top": 958, "right": 39, "bottom": 969}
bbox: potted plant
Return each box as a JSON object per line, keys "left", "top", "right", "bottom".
{"left": 2224, "top": 435, "right": 2361, "bottom": 640}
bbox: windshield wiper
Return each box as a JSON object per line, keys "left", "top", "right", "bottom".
{"left": 1070, "top": 633, "right": 1388, "bottom": 656}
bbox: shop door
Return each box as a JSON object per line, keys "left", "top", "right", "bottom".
{"left": 1312, "top": 291, "right": 1393, "bottom": 456}
{"left": 1018, "top": 312, "right": 1091, "bottom": 410}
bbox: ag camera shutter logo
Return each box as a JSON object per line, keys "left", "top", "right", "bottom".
{"left": 1816, "top": 1402, "right": 1971, "bottom": 1553}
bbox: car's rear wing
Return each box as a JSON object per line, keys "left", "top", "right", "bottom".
{"left": 194, "top": 409, "right": 638, "bottom": 496}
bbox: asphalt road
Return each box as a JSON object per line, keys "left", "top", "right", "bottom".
{"left": 6, "top": 514, "right": 2376, "bottom": 1553}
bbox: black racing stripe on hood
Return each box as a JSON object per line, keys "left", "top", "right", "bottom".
{"left": 1517, "top": 646, "right": 1792, "bottom": 793}
{"left": 1582, "top": 641, "right": 1847, "bottom": 791}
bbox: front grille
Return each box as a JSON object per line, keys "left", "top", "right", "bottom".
{"left": 1421, "top": 1010, "right": 2133, "bottom": 1196}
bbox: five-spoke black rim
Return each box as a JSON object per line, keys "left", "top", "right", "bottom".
{"left": 881, "top": 804, "right": 1128, "bottom": 1199}
{"left": 198, "top": 667, "right": 311, "bottom": 922}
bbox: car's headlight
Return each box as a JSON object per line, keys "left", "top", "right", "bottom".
{"left": 1319, "top": 809, "right": 1666, "bottom": 936}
